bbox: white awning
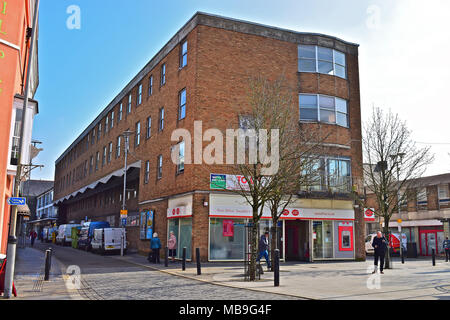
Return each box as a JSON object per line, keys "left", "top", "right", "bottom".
{"left": 54, "top": 161, "right": 141, "bottom": 204}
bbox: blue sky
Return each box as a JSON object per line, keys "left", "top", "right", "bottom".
{"left": 32, "top": 0, "right": 450, "bottom": 180}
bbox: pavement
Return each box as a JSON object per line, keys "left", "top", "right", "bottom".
{"left": 5, "top": 241, "right": 450, "bottom": 300}
{"left": 3, "top": 245, "right": 82, "bottom": 300}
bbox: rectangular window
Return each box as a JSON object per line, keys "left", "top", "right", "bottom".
{"left": 137, "top": 84, "right": 142, "bottom": 106}
{"left": 180, "top": 40, "right": 187, "bottom": 68}
{"left": 159, "top": 108, "right": 164, "bottom": 131}
{"left": 146, "top": 117, "right": 152, "bottom": 139}
{"left": 161, "top": 63, "right": 166, "bottom": 86}
{"left": 135, "top": 122, "right": 141, "bottom": 147}
{"left": 98, "top": 123, "right": 102, "bottom": 140}
{"left": 176, "top": 141, "right": 185, "bottom": 173}
{"left": 102, "top": 146, "right": 107, "bottom": 166}
{"left": 157, "top": 155, "right": 163, "bottom": 179}
{"left": 116, "top": 136, "right": 121, "bottom": 158}
{"left": 108, "top": 142, "right": 113, "bottom": 163}
{"left": 144, "top": 160, "right": 150, "bottom": 184}
{"left": 119, "top": 103, "right": 123, "bottom": 121}
{"left": 439, "top": 184, "right": 450, "bottom": 209}
{"left": 92, "top": 129, "right": 95, "bottom": 145}
{"left": 417, "top": 188, "right": 428, "bottom": 210}
{"left": 111, "top": 111, "right": 114, "bottom": 129}
{"left": 89, "top": 156, "right": 93, "bottom": 174}
{"left": 105, "top": 116, "right": 109, "bottom": 133}
{"left": 95, "top": 152, "right": 99, "bottom": 171}
{"left": 86, "top": 135, "right": 90, "bottom": 150}
{"left": 148, "top": 75, "right": 153, "bottom": 96}
{"left": 299, "top": 94, "right": 348, "bottom": 127}
{"left": 301, "top": 157, "right": 351, "bottom": 192}
{"left": 179, "top": 88, "right": 186, "bottom": 120}
{"left": 298, "top": 45, "right": 347, "bottom": 79}
{"left": 127, "top": 94, "right": 132, "bottom": 114}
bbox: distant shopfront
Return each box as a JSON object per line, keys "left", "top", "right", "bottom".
{"left": 209, "top": 193, "right": 356, "bottom": 262}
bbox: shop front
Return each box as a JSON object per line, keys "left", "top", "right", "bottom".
{"left": 209, "top": 193, "right": 356, "bottom": 262}
{"left": 167, "top": 195, "right": 193, "bottom": 260}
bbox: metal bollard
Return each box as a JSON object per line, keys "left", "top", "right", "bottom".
{"left": 164, "top": 247, "right": 169, "bottom": 267}
{"left": 44, "top": 249, "right": 52, "bottom": 281}
{"left": 401, "top": 250, "right": 404, "bottom": 264}
{"left": 432, "top": 248, "right": 436, "bottom": 266}
{"left": 196, "top": 248, "right": 201, "bottom": 275}
{"left": 182, "top": 247, "right": 186, "bottom": 271}
{"left": 274, "top": 249, "right": 280, "bottom": 287}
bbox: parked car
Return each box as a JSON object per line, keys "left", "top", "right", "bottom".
{"left": 91, "top": 228, "right": 127, "bottom": 255}
{"left": 365, "top": 233, "right": 407, "bottom": 255}
{"left": 56, "top": 224, "right": 81, "bottom": 246}
{"left": 77, "top": 221, "right": 110, "bottom": 251}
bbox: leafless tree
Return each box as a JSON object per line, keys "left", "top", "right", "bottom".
{"left": 363, "top": 107, "right": 433, "bottom": 268}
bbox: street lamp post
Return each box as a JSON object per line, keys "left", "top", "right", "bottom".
{"left": 120, "top": 130, "right": 134, "bottom": 257}
{"left": 390, "top": 153, "right": 406, "bottom": 262}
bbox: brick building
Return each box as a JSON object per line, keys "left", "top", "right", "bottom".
{"left": 365, "top": 173, "right": 450, "bottom": 256}
{"left": 53, "top": 12, "right": 364, "bottom": 262}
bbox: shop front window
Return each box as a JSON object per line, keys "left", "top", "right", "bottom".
{"left": 168, "top": 218, "right": 192, "bottom": 260}
{"left": 313, "top": 221, "right": 333, "bottom": 259}
{"left": 210, "top": 218, "right": 246, "bottom": 260}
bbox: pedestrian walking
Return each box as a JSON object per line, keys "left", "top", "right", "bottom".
{"left": 29, "top": 230, "right": 37, "bottom": 247}
{"left": 150, "top": 233, "right": 162, "bottom": 264}
{"left": 257, "top": 231, "right": 271, "bottom": 271}
{"left": 443, "top": 237, "right": 450, "bottom": 261}
{"left": 168, "top": 231, "right": 177, "bottom": 262}
{"left": 372, "top": 231, "right": 387, "bottom": 274}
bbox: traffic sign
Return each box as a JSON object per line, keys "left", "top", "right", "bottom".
{"left": 397, "top": 219, "right": 402, "bottom": 224}
{"left": 8, "top": 197, "right": 26, "bottom": 206}
{"left": 121, "top": 218, "right": 127, "bottom": 227}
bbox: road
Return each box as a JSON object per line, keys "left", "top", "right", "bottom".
{"left": 32, "top": 242, "right": 298, "bottom": 300}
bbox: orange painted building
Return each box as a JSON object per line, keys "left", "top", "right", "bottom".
{"left": 0, "top": 0, "right": 39, "bottom": 256}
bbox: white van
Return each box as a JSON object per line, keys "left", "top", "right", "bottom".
{"left": 365, "top": 233, "right": 407, "bottom": 255}
{"left": 56, "top": 224, "right": 81, "bottom": 246}
{"left": 91, "top": 228, "right": 127, "bottom": 254}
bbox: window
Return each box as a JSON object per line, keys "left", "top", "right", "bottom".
{"left": 299, "top": 94, "right": 348, "bottom": 127}
{"left": 439, "top": 184, "right": 450, "bottom": 209}
{"left": 119, "top": 103, "right": 123, "bottom": 122}
{"left": 179, "top": 88, "right": 186, "bottom": 120}
{"left": 108, "top": 142, "right": 113, "bottom": 163}
{"left": 161, "top": 63, "right": 166, "bottom": 86}
{"left": 135, "top": 121, "right": 141, "bottom": 147}
{"left": 89, "top": 156, "right": 94, "bottom": 174}
{"left": 111, "top": 111, "right": 114, "bottom": 129}
{"left": 98, "top": 123, "right": 102, "bottom": 140}
{"left": 116, "top": 136, "right": 121, "bottom": 158}
{"left": 146, "top": 117, "right": 152, "bottom": 139}
{"left": 176, "top": 141, "right": 185, "bottom": 173}
{"left": 102, "top": 146, "right": 107, "bottom": 166}
{"left": 157, "top": 155, "right": 163, "bottom": 179}
{"left": 148, "top": 75, "right": 153, "bottom": 96}
{"left": 137, "top": 84, "right": 143, "bottom": 106}
{"left": 144, "top": 160, "right": 150, "bottom": 184}
{"left": 159, "top": 108, "right": 164, "bottom": 131}
{"left": 92, "top": 129, "right": 95, "bottom": 145}
{"left": 180, "top": 40, "right": 187, "bottom": 68}
{"left": 417, "top": 188, "right": 428, "bottom": 210}
{"left": 86, "top": 135, "right": 90, "bottom": 150}
{"left": 105, "top": 116, "right": 109, "bottom": 134}
{"left": 127, "top": 94, "right": 132, "bottom": 114}
{"left": 302, "top": 157, "right": 351, "bottom": 192}
{"left": 298, "top": 45, "right": 347, "bottom": 79}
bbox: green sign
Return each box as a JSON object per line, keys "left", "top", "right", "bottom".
{"left": 210, "top": 174, "right": 226, "bottom": 190}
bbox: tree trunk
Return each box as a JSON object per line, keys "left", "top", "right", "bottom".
{"left": 270, "top": 224, "right": 277, "bottom": 272}
{"left": 383, "top": 220, "right": 392, "bottom": 269}
{"left": 249, "top": 221, "right": 258, "bottom": 281}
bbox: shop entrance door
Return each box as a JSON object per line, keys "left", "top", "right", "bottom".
{"left": 285, "top": 220, "right": 310, "bottom": 261}
{"left": 419, "top": 229, "right": 444, "bottom": 256}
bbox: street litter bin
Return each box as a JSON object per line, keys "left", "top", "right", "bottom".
{"left": 406, "top": 242, "right": 417, "bottom": 258}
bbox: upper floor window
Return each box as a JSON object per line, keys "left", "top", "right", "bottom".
{"left": 146, "top": 116, "right": 152, "bottom": 139}
{"left": 299, "top": 94, "right": 348, "bottom": 127}
{"left": 98, "top": 123, "right": 102, "bottom": 140}
{"left": 137, "top": 84, "right": 143, "bottom": 106}
{"left": 119, "top": 103, "right": 123, "bottom": 122}
{"left": 159, "top": 107, "right": 164, "bottom": 131}
{"left": 89, "top": 156, "right": 94, "bottom": 174}
{"left": 157, "top": 155, "right": 163, "bottom": 179}
{"left": 161, "top": 63, "right": 166, "bottom": 86}
{"left": 127, "top": 94, "right": 132, "bottom": 114}
{"left": 102, "top": 146, "right": 107, "bottom": 166}
{"left": 111, "top": 111, "right": 114, "bottom": 129}
{"left": 105, "top": 116, "right": 109, "bottom": 134}
{"left": 144, "top": 160, "right": 150, "bottom": 184}
{"left": 116, "top": 136, "right": 121, "bottom": 158}
{"left": 439, "top": 184, "right": 450, "bottom": 209}
{"left": 180, "top": 40, "right": 187, "bottom": 68}
{"left": 298, "top": 45, "right": 347, "bottom": 79}
{"left": 92, "top": 129, "right": 96, "bottom": 145}
{"left": 135, "top": 121, "right": 141, "bottom": 147}
{"left": 179, "top": 88, "right": 186, "bottom": 120}
{"left": 108, "top": 142, "right": 113, "bottom": 163}
{"left": 417, "top": 188, "right": 428, "bottom": 210}
{"left": 95, "top": 152, "right": 100, "bottom": 171}
{"left": 148, "top": 75, "right": 153, "bottom": 96}
{"left": 176, "top": 141, "right": 185, "bottom": 173}
{"left": 302, "top": 157, "right": 351, "bottom": 192}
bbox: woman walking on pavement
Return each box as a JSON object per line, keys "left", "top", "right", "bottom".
{"left": 150, "top": 233, "right": 162, "bottom": 264}
{"left": 168, "top": 231, "right": 177, "bottom": 262}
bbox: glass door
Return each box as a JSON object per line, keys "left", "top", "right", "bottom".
{"left": 427, "top": 232, "right": 436, "bottom": 256}
{"left": 437, "top": 232, "right": 445, "bottom": 254}
{"left": 420, "top": 233, "right": 427, "bottom": 256}
{"left": 313, "top": 221, "right": 334, "bottom": 259}
{"left": 313, "top": 221, "right": 323, "bottom": 259}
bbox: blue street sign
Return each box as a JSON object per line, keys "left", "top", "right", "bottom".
{"left": 8, "top": 197, "right": 26, "bottom": 206}
{"left": 121, "top": 218, "right": 127, "bottom": 226}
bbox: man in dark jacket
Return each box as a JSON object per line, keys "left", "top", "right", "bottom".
{"left": 372, "top": 231, "right": 387, "bottom": 274}
{"left": 257, "top": 232, "right": 271, "bottom": 270}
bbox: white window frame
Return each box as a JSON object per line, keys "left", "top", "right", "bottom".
{"left": 299, "top": 93, "right": 349, "bottom": 127}
{"left": 298, "top": 45, "right": 347, "bottom": 79}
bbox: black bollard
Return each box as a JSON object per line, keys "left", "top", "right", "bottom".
{"left": 196, "top": 248, "right": 201, "bottom": 275}
{"left": 164, "top": 247, "right": 169, "bottom": 267}
{"left": 182, "top": 247, "right": 186, "bottom": 271}
{"left": 401, "top": 250, "right": 404, "bottom": 264}
{"left": 44, "top": 249, "right": 51, "bottom": 281}
{"left": 274, "top": 249, "right": 280, "bottom": 287}
{"left": 432, "top": 248, "right": 436, "bottom": 266}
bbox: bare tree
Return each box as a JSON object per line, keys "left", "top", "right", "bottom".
{"left": 363, "top": 107, "right": 433, "bottom": 268}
